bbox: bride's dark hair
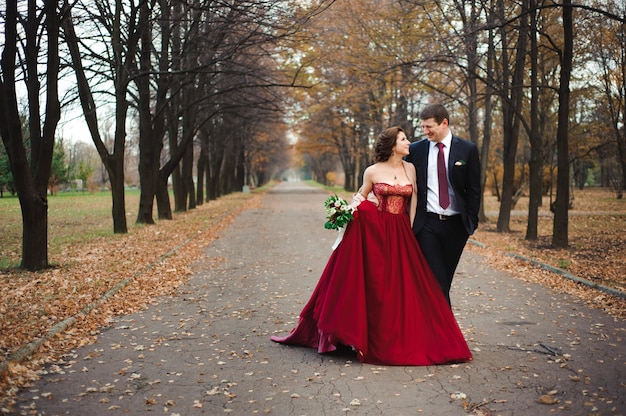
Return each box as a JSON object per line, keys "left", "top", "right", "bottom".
{"left": 374, "top": 126, "right": 404, "bottom": 162}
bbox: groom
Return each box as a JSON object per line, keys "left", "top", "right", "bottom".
{"left": 405, "top": 104, "right": 481, "bottom": 305}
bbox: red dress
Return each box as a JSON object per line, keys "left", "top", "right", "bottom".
{"left": 271, "top": 183, "right": 472, "bottom": 365}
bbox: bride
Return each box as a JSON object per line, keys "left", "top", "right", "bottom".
{"left": 271, "top": 126, "right": 472, "bottom": 366}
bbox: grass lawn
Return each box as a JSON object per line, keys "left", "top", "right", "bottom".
{"left": 0, "top": 190, "right": 149, "bottom": 268}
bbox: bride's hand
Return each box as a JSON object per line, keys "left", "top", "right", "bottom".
{"left": 366, "top": 192, "right": 379, "bottom": 207}
{"left": 350, "top": 192, "right": 365, "bottom": 210}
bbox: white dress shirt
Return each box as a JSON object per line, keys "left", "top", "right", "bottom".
{"left": 426, "top": 132, "right": 459, "bottom": 215}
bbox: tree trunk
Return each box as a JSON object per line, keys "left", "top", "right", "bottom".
{"left": 526, "top": 0, "right": 541, "bottom": 241}
{"left": 463, "top": 0, "right": 480, "bottom": 150}
{"left": 135, "top": 0, "right": 161, "bottom": 225}
{"left": 496, "top": 0, "right": 528, "bottom": 233}
{"left": 109, "top": 160, "right": 128, "bottom": 233}
{"left": 479, "top": 13, "right": 495, "bottom": 224}
{"left": 19, "top": 193, "right": 48, "bottom": 270}
{"left": 156, "top": 170, "right": 173, "bottom": 220}
{"left": 208, "top": 161, "right": 219, "bottom": 201}
{"left": 618, "top": 18, "right": 626, "bottom": 196}
{"left": 0, "top": 0, "right": 61, "bottom": 270}
{"left": 62, "top": 5, "right": 131, "bottom": 233}
{"left": 219, "top": 144, "right": 233, "bottom": 196}
{"left": 167, "top": 2, "right": 184, "bottom": 214}
{"left": 182, "top": 137, "right": 196, "bottom": 210}
{"left": 206, "top": 139, "right": 220, "bottom": 201}
{"left": 196, "top": 137, "right": 208, "bottom": 205}
{"left": 235, "top": 145, "right": 246, "bottom": 192}
{"left": 136, "top": 123, "right": 159, "bottom": 224}
{"left": 167, "top": 117, "right": 185, "bottom": 213}
{"left": 152, "top": 0, "right": 176, "bottom": 221}
{"left": 552, "top": 0, "right": 573, "bottom": 248}
{"left": 337, "top": 125, "right": 358, "bottom": 192}
{"left": 172, "top": 165, "right": 185, "bottom": 211}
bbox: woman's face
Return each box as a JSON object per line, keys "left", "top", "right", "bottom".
{"left": 394, "top": 131, "right": 410, "bottom": 156}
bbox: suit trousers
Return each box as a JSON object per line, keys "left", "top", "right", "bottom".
{"left": 415, "top": 214, "right": 469, "bottom": 306}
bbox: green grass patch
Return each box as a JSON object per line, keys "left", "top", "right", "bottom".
{"left": 0, "top": 189, "right": 150, "bottom": 268}
{"left": 0, "top": 185, "right": 271, "bottom": 269}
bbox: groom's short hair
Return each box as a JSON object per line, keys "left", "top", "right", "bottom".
{"left": 419, "top": 104, "right": 449, "bottom": 125}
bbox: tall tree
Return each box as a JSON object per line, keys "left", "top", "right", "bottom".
{"left": 594, "top": 1, "right": 626, "bottom": 198}
{"left": 290, "top": 0, "right": 428, "bottom": 190}
{"left": 0, "top": 0, "right": 62, "bottom": 270}
{"left": 141, "top": 0, "right": 323, "bottom": 221}
{"left": 495, "top": 0, "right": 528, "bottom": 233}
{"left": 525, "top": 0, "right": 542, "bottom": 240}
{"left": 134, "top": 0, "right": 164, "bottom": 224}
{"left": 62, "top": 0, "right": 142, "bottom": 233}
{"left": 551, "top": 0, "right": 574, "bottom": 248}
{"left": 478, "top": 0, "right": 497, "bottom": 224}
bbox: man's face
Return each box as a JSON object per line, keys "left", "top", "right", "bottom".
{"left": 420, "top": 117, "right": 449, "bottom": 142}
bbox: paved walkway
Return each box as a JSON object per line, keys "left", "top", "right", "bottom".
{"left": 9, "top": 181, "right": 626, "bottom": 415}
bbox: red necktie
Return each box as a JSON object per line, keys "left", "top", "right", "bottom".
{"left": 436, "top": 142, "right": 450, "bottom": 209}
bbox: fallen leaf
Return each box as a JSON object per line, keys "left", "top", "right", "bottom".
{"left": 537, "top": 395, "right": 559, "bottom": 405}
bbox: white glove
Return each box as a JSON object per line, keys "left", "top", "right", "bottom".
{"left": 350, "top": 192, "right": 365, "bottom": 210}
{"left": 367, "top": 192, "right": 379, "bottom": 207}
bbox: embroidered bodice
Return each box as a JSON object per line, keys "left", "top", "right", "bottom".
{"left": 372, "top": 183, "right": 412, "bottom": 215}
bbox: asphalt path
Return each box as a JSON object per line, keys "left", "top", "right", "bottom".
{"left": 8, "top": 181, "right": 626, "bottom": 416}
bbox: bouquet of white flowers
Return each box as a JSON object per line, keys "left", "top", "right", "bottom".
{"left": 324, "top": 194, "right": 354, "bottom": 230}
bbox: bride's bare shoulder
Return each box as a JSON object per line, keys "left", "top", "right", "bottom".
{"left": 365, "top": 162, "right": 384, "bottom": 173}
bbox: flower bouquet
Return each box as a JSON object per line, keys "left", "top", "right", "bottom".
{"left": 324, "top": 194, "right": 354, "bottom": 230}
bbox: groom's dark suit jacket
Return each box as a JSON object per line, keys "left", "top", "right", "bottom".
{"left": 406, "top": 135, "right": 481, "bottom": 236}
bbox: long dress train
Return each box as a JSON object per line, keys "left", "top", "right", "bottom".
{"left": 270, "top": 183, "right": 472, "bottom": 365}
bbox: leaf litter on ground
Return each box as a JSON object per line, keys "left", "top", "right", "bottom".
{"left": 1, "top": 192, "right": 262, "bottom": 408}
{"left": 1, "top": 186, "right": 625, "bottom": 410}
